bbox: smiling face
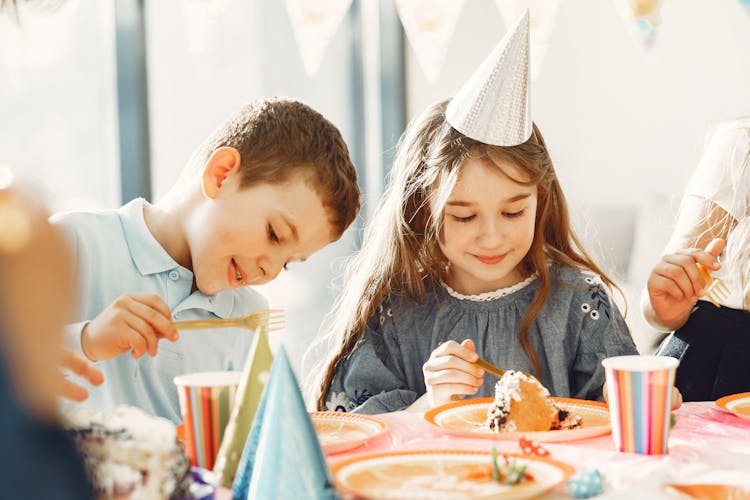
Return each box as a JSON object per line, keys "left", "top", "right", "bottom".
{"left": 185, "top": 173, "right": 334, "bottom": 295}
{"left": 438, "top": 157, "right": 537, "bottom": 295}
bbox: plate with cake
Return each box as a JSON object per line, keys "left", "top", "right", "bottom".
{"left": 65, "top": 405, "right": 215, "bottom": 500}
{"left": 715, "top": 392, "right": 750, "bottom": 422}
{"left": 311, "top": 411, "right": 389, "bottom": 454}
{"left": 331, "top": 449, "right": 574, "bottom": 499}
{"left": 424, "top": 370, "right": 610, "bottom": 442}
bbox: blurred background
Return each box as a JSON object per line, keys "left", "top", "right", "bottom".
{"left": 2, "top": 0, "right": 750, "bottom": 370}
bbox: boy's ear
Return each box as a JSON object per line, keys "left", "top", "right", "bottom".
{"left": 201, "top": 147, "right": 242, "bottom": 199}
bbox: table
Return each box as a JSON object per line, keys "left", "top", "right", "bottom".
{"left": 328, "top": 402, "right": 750, "bottom": 498}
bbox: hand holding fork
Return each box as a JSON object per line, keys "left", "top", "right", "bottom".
{"left": 646, "top": 238, "right": 729, "bottom": 330}
{"left": 172, "top": 309, "right": 285, "bottom": 333}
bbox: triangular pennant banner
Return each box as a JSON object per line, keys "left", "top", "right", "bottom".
{"left": 494, "top": 0, "right": 561, "bottom": 80}
{"left": 213, "top": 327, "right": 274, "bottom": 488}
{"left": 285, "top": 0, "right": 353, "bottom": 76}
{"left": 233, "top": 348, "right": 336, "bottom": 499}
{"left": 613, "top": 0, "right": 665, "bottom": 50}
{"left": 394, "top": 0, "right": 466, "bottom": 83}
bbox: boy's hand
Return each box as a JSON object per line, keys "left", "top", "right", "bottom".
{"left": 423, "top": 339, "right": 484, "bottom": 408}
{"left": 81, "top": 293, "right": 179, "bottom": 361}
{"left": 646, "top": 238, "right": 725, "bottom": 330}
{"left": 58, "top": 347, "right": 104, "bottom": 402}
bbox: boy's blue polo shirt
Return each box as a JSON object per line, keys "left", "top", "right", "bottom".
{"left": 52, "top": 198, "right": 268, "bottom": 423}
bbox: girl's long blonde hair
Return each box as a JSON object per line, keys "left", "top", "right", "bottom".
{"left": 310, "top": 99, "right": 619, "bottom": 410}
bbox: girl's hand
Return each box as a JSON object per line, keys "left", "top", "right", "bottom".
{"left": 422, "top": 339, "right": 484, "bottom": 408}
{"left": 81, "top": 293, "right": 179, "bottom": 361}
{"left": 57, "top": 348, "right": 104, "bottom": 402}
{"left": 646, "top": 238, "right": 725, "bottom": 331}
{"left": 670, "top": 386, "right": 683, "bottom": 410}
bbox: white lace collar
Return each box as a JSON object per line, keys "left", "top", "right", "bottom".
{"left": 442, "top": 273, "right": 538, "bottom": 302}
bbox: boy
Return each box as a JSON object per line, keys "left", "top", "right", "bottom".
{"left": 54, "top": 98, "right": 360, "bottom": 422}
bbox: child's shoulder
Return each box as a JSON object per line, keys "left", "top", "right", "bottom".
{"left": 369, "top": 282, "right": 443, "bottom": 329}
{"left": 550, "top": 264, "right": 608, "bottom": 296}
{"left": 50, "top": 206, "right": 120, "bottom": 228}
{"left": 50, "top": 207, "right": 122, "bottom": 242}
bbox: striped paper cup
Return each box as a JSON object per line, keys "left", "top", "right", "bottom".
{"left": 174, "top": 371, "right": 242, "bottom": 469}
{"left": 602, "top": 355, "right": 678, "bottom": 455}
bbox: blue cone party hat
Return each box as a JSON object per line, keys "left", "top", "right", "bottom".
{"left": 231, "top": 347, "right": 337, "bottom": 500}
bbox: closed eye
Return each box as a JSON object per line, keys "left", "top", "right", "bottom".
{"left": 451, "top": 214, "right": 476, "bottom": 223}
{"left": 503, "top": 209, "right": 525, "bottom": 219}
{"left": 267, "top": 223, "right": 280, "bottom": 244}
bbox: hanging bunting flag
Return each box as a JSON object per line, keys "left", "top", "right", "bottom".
{"left": 394, "top": 0, "right": 466, "bottom": 83}
{"left": 285, "top": 0, "right": 353, "bottom": 77}
{"left": 494, "top": 0, "right": 561, "bottom": 81}
{"left": 613, "top": 0, "right": 665, "bottom": 50}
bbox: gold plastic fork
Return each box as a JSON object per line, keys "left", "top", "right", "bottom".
{"left": 473, "top": 357, "right": 538, "bottom": 381}
{"left": 474, "top": 357, "right": 506, "bottom": 379}
{"left": 696, "top": 263, "right": 730, "bottom": 308}
{"left": 172, "top": 309, "right": 285, "bottom": 333}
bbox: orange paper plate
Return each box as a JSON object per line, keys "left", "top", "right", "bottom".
{"left": 310, "top": 411, "right": 388, "bottom": 454}
{"left": 331, "top": 449, "right": 574, "bottom": 499}
{"left": 663, "top": 483, "right": 750, "bottom": 500}
{"left": 424, "top": 397, "right": 610, "bottom": 442}
{"left": 715, "top": 392, "right": 750, "bottom": 422}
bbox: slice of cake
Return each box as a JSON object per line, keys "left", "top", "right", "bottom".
{"left": 485, "top": 370, "right": 582, "bottom": 433}
{"left": 65, "top": 406, "right": 193, "bottom": 500}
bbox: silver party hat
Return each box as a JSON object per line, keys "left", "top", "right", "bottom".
{"left": 446, "top": 9, "right": 531, "bottom": 146}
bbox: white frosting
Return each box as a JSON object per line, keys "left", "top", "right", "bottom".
{"left": 106, "top": 406, "right": 176, "bottom": 451}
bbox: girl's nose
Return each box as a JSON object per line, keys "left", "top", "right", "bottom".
{"left": 478, "top": 217, "right": 503, "bottom": 248}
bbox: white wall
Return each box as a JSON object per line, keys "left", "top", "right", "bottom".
{"left": 405, "top": 0, "right": 750, "bottom": 349}
{"left": 0, "top": 1, "right": 120, "bottom": 210}
{"left": 408, "top": 0, "right": 750, "bottom": 204}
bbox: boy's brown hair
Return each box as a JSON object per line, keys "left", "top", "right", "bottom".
{"left": 191, "top": 97, "right": 360, "bottom": 238}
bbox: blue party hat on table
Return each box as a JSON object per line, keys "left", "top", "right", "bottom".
{"left": 231, "top": 348, "right": 337, "bottom": 500}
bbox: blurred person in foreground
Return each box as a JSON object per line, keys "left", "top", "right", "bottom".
{"left": 0, "top": 166, "right": 102, "bottom": 499}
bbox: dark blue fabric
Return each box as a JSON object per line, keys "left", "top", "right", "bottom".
{"left": 658, "top": 300, "right": 750, "bottom": 401}
{"left": 0, "top": 347, "right": 94, "bottom": 500}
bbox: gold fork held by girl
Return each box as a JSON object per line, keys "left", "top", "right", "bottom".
{"left": 172, "top": 309, "right": 285, "bottom": 333}
{"left": 474, "top": 357, "right": 506, "bottom": 380}
{"left": 474, "top": 357, "right": 539, "bottom": 381}
{"left": 695, "top": 263, "right": 730, "bottom": 308}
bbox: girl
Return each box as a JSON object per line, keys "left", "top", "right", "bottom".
{"left": 646, "top": 117, "right": 750, "bottom": 401}
{"left": 311, "top": 99, "right": 639, "bottom": 414}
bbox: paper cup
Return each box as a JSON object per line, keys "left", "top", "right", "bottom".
{"left": 602, "top": 355, "right": 678, "bottom": 455}
{"left": 174, "top": 371, "right": 242, "bottom": 469}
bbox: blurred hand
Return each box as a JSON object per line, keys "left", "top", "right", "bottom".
{"left": 57, "top": 348, "right": 104, "bottom": 402}
{"left": 646, "top": 238, "right": 725, "bottom": 330}
{"left": 81, "top": 293, "right": 179, "bottom": 361}
{"left": 422, "top": 339, "right": 484, "bottom": 408}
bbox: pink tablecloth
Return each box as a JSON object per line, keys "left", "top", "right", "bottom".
{"left": 327, "top": 402, "right": 750, "bottom": 499}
